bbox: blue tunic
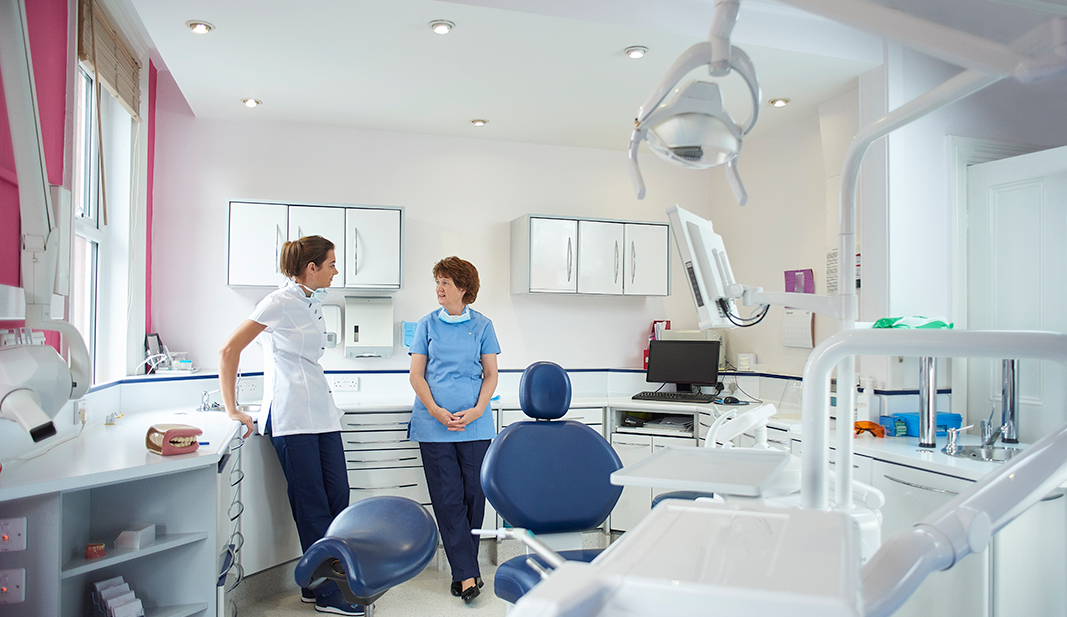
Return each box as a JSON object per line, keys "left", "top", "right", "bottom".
{"left": 408, "top": 308, "right": 500, "bottom": 442}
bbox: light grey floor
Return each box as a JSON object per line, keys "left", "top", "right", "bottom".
{"left": 234, "top": 558, "right": 507, "bottom": 617}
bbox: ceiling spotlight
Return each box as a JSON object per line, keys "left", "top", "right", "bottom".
{"left": 242, "top": 98, "right": 262, "bottom": 108}
{"left": 185, "top": 20, "right": 214, "bottom": 34}
{"left": 470, "top": 119, "right": 488, "bottom": 127}
{"left": 625, "top": 46, "right": 648, "bottom": 59}
{"left": 769, "top": 98, "right": 791, "bottom": 107}
{"left": 430, "top": 20, "right": 455, "bottom": 35}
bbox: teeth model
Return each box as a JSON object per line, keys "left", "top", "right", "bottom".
{"left": 145, "top": 423, "right": 203, "bottom": 456}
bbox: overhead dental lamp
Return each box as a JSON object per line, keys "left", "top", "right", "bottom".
{"left": 628, "top": 0, "right": 759, "bottom": 205}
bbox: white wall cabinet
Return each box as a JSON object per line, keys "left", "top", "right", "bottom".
{"left": 511, "top": 215, "right": 669, "bottom": 296}
{"left": 228, "top": 201, "right": 403, "bottom": 290}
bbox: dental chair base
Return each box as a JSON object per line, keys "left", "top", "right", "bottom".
{"left": 294, "top": 496, "right": 438, "bottom": 613}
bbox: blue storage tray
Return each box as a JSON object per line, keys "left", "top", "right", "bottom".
{"left": 891, "top": 412, "right": 962, "bottom": 437}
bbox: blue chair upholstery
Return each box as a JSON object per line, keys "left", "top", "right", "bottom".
{"left": 294, "top": 496, "right": 438, "bottom": 606}
{"left": 481, "top": 361, "right": 623, "bottom": 604}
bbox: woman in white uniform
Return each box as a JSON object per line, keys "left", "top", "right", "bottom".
{"left": 409, "top": 256, "right": 500, "bottom": 604}
{"left": 219, "top": 235, "right": 362, "bottom": 616}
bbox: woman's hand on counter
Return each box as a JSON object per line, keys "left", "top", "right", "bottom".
{"left": 227, "top": 409, "right": 254, "bottom": 439}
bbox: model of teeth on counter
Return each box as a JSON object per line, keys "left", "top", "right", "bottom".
{"left": 145, "top": 424, "right": 203, "bottom": 455}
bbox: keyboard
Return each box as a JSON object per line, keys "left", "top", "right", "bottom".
{"left": 631, "top": 391, "right": 715, "bottom": 404}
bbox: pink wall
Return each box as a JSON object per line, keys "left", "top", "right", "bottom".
{"left": 0, "top": 0, "right": 70, "bottom": 349}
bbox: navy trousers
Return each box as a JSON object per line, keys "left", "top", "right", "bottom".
{"left": 419, "top": 440, "right": 491, "bottom": 582}
{"left": 268, "top": 416, "right": 349, "bottom": 598}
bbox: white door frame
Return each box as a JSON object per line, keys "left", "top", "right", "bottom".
{"left": 948, "top": 137, "right": 1046, "bottom": 418}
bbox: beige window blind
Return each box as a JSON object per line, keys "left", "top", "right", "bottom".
{"left": 77, "top": 0, "right": 141, "bottom": 121}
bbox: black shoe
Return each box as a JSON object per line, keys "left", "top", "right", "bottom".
{"left": 451, "top": 577, "right": 483, "bottom": 598}
{"left": 461, "top": 584, "right": 480, "bottom": 604}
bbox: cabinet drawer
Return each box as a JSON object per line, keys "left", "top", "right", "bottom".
{"left": 349, "top": 482, "right": 430, "bottom": 506}
{"left": 341, "top": 430, "right": 412, "bottom": 450}
{"left": 340, "top": 412, "right": 411, "bottom": 431}
{"left": 828, "top": 450, "right": 873, "bottom": 485}
{"left": 344, "top": 448, "right": 422, "bottom": 469}
{"left": 348, "top": 466, "right": 426, "bottom": 492}
{"left": 500, "top": 408, "right": 603, "bottom": 429}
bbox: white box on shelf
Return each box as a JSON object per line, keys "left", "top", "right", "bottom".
{"left": 114, "top": 524, "right": 156, "bottom": 549}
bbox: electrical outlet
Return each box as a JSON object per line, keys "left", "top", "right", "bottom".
{"left": 330, "top": 375, "right": 360, "bottom": 392}
{"left": 726, "top": 382, "right": 738, "bottom": 394}
{"left": 0, "top": 518, "right": 26, "bottom": 552}
{"left": 0, "top": 568, "right": 25, "bottom": 603}
{"left": 237, "top": 379, "right": 259, "bottom": 397}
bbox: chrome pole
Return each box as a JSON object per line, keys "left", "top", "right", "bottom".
{"left": 918, "top": 357, "right": 937, "bottom": 448}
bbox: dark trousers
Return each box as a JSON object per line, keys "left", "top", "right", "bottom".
{"left": 268, "top": 417, "right": 349, "bottom": 598}
{"left": 419, "top": 440, "right": 491, "bottom": 582}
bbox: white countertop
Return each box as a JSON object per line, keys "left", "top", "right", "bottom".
{"left": 0, "top": 409, "right": 242, "bottom": 501}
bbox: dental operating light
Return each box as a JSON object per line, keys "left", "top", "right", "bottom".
{"left": 628, "top": 0, "right": 759, "bottom": 205}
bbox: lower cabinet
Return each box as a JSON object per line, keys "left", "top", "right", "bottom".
{"left": 871, "top": 459, "right": 1066, "bottom": 617}
{"left": 341, "top": 411, "right": 429, "bottom": 508}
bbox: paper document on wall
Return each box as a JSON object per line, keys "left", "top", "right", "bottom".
{"left": 783, "top": 309, "right": 814, "bottom": 348}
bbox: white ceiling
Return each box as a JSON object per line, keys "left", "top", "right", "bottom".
{"left": 112, "top": 0, "right": 1058, "bottom": 151}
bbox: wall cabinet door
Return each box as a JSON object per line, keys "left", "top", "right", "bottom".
{"left": 529, "top": 217, "right": 578, "bottom": 293}
{"left": 623, "top": 223, "right": 669, "bottom": 296}
{"left": 871, "top": 461, "right": 989, "bottom": 617}
{"left": 578, "top": 221, "right": 624, "bottom": 294}
{"left": 289, "top": 206, "right": 347, "bottom": 287}
{"left": 228, "top": 202, "right": 288, "bottom": 287}
{"left": 345, "top": 208, "right": 402, "bottom": 289}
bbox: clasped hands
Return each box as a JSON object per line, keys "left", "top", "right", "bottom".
{"left": 430, "top": 405, "right": 483, "bottom": 431}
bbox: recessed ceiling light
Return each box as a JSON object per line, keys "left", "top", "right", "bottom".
{"left": 430, "top": 20, "right": 455, "bottom": 35}
{"left": 470, "top": 119, "right": 488, "bottom": 127}
{"left": 242, "top": 98, "right": 262, "bottom": 108}
{"left": 625, "top": 46, "right": 648, "bottom": 59}
{"left": 185, "top": 20, "right": 214, "bottom": 34}
{"left": 769, "top": 98, "right": 791, "bottom": 108}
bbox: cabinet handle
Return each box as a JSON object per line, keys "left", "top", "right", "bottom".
{"left": 275, "top": 225, "right": 284, "bottom": 273}
{"left": 567, "top": 237, "right": 573, "bottom": 282}
{"left": 349, "top": 456, "right": 418, "bottom": 464}
{"left": 347, "top": 439, "right": 408, "bottom": 445}
{"left": 614, "top": 240, "right": 619, "bottom": 284}
{"left": 351, "top": 483, "right": 418, "bottom": 491}
{"left": 613, "top": 441, "right": 646, "bottom": 447}
{"left": 228, "top": 501, "right": 245, "bottom": 521}
{"left": 883, "top": 475, "right": 959, "bottom": 495}
{"left": 352, "top": 229, "right": 359, "bottom": 275}
{"left": 631, "top": 241, "right": 636, "bottom": 284}
{"left": 346, "top": 422, "right": 409, "bottom": 428}
{"left": 767, "top": 438, "right": 787, "bottom": 445}
{"left": 229, "top": 468, "right": 245, "bottom": 487}
{"left": 298, "top": 225, "right": 304, "bottom": 238}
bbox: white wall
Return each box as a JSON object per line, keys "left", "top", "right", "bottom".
{"left": 149, "top": 71, "right": 709, "bottom": 374}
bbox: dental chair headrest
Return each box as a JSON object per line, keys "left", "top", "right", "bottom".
{"left": 519, "top": 361, "right": 571, "bottom": 420}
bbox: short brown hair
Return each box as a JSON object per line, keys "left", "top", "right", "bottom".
{"left": 433, "top": 256, "right": 480, "bottom": 304}
{"left": 280, "top": 235, "right": 334, "bottom": 279}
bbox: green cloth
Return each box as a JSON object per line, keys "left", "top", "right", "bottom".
{"left": 872, "top": 316, "right": 954, "bottom": 330}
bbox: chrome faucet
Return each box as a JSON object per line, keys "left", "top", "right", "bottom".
{"left": 200, "top": 389, "right": 220, "bottom": 411}
{"left": 1002, "top": 359, "right": 1019, "bottom": 444}
{"left": 980, "top": 406, "right": 1005, "bottom": 447}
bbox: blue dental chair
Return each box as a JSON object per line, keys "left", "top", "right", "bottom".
{"left": 294, "top": 496, "right": 438, "bottom": 615}
{"left": 480, "top": 361, "right": 623, "bottom": 604}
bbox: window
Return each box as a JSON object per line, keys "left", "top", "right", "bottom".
{"left": 71, "top": 66, "right": 101, "bottom": 378}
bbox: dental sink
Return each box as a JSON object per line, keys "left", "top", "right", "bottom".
{"left": 197, "top": 403, "right": 261, "bottom": 413}
{"left": 943, "top": 445, "right": 1021, "bottom": 463}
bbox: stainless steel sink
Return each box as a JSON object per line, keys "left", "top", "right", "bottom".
{"left": 943, "top": 445, "right": 1021, "bottom": 463}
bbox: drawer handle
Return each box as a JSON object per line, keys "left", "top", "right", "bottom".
{"left": 345, "top": 422, "right": 409, "bottom": 427}
{"left": 230, "top": 468, "right": 245, "bottom": 487}
{"left": 347, "top": 439, "right": 409, "bottom": 445}
{"left": 613, "top": 442, "right": 646, "bottom": 447}
{"left": 767, "top": 438, "right": 787, "bottom": 445}
{"left": 352, "top": 483, "right": 418, "bottom": 491}
{"left": 350, "top": 456, "right": 418, "bottom": 464}
{"left": 883, "top": 475, "right": 959, "bottom": 495}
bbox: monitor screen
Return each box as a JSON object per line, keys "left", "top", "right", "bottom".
{"left": 645, "top": 340, "right": 721, "bottom": 388}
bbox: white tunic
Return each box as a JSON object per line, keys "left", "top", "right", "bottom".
{"left": 249, "top": 280, "right": 341, "bottom": 437}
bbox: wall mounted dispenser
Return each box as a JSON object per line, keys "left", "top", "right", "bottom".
{"left": 344, "top": 298, "right": 393, "bottom": 358}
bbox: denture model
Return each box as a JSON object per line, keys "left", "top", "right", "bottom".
{"left": 145, "top": 424, "right": 202, "bottom": 455}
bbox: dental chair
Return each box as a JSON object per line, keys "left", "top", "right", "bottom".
{"left": 294, "top": 496, "right": 438, "bottom": 616}
{"left": 480, "top": 361, "right": 623, "bottom": 604}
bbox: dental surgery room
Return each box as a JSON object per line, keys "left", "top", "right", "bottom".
{"left": 5, "top": 0, "right": 1067, "bottom": 615}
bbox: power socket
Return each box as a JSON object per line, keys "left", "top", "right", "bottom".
{"left": 0, "top": 517, "right": 26, "bottom": 552}
{"left": 330, "top": 375, "right": 360, "bottom": 392}
{"left": 237, "top": 379, "right": 259, "bottom": 398}
{"left": 74, "top": 400, "right": 87, "bottom": 425}
{"left": 0, "top": 568, "right": 25, "bottom": 603}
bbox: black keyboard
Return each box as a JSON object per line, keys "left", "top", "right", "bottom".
{"left": 631, "top": 391, "right": 715, "bottom": 404}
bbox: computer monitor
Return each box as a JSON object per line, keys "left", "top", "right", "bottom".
{"left": 646, "top": 340, "right": 721, "bottom": 392}
{"left": 666, "top": 205, "right": 739, "bottom": 330}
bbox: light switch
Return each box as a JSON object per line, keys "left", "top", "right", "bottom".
{"left": 0, "top": 517, "right": 26, "bottom": 552}
{"left": 0, "top": 569, "right": 25, "bottom": 603}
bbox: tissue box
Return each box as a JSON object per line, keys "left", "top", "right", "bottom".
{"left": 891, "top": 412, "right": 962, "bottom": 437}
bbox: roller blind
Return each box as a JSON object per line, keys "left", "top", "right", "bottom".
{"left": 77, "top": 0, "right": 140, "bottom": 121}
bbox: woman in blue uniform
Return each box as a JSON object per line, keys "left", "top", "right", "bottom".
{"left": 409, "top": 256, "right": 500, "bottom": 604}
{"left": 219, "top": 236, "right": 363, "bottom": 616}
